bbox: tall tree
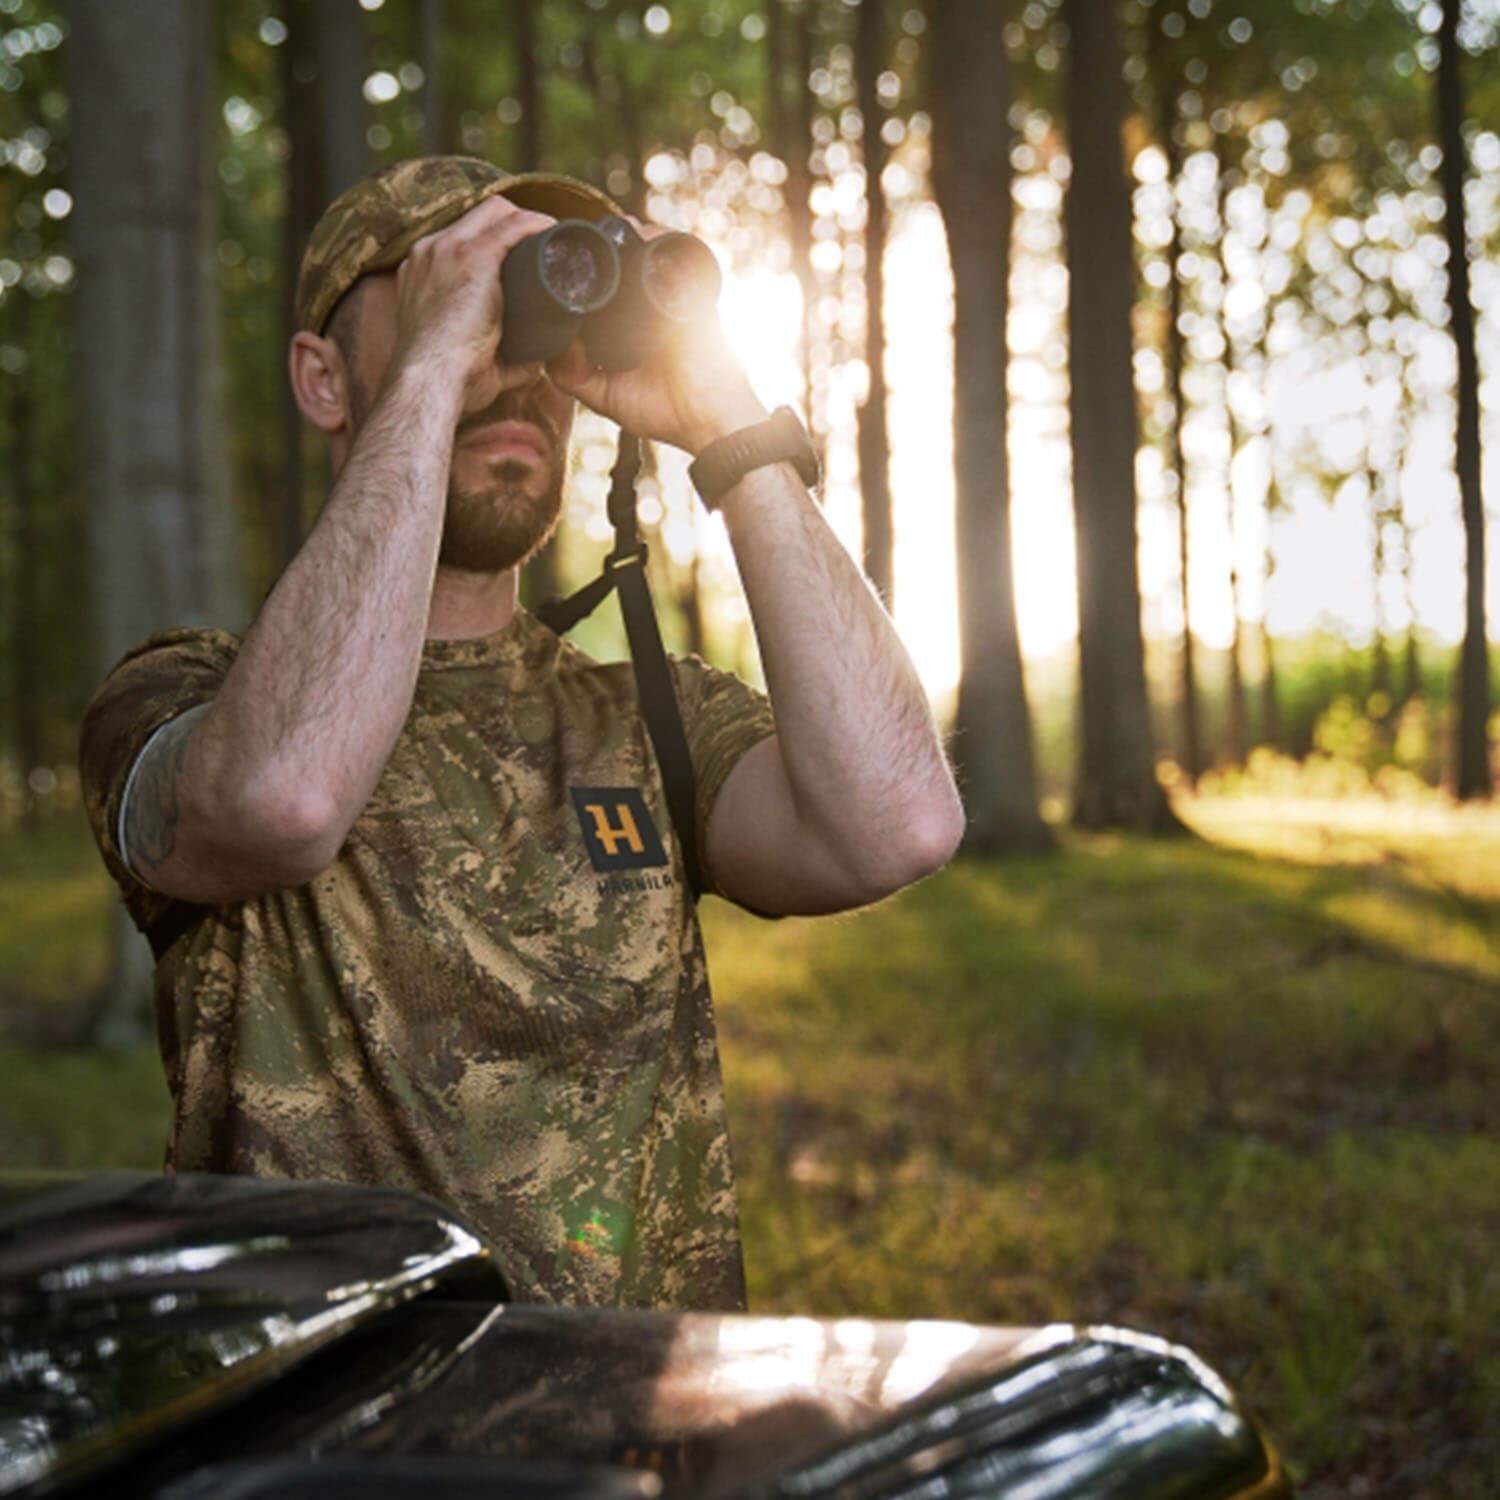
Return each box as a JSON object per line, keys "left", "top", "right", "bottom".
{"left": 69, "top": 0, "right": 248, "bottom": 1041}
{"left": 1150, "top": 24, "right": 1201, "bottom": 783}
{"left": 418, "top": 0, "right": 446, "bottom": 154}
{"left": 1215, "top": 149, "right": 1250, "bottom": 766}
{"left": 767, "top": 0, "right": 818, "bottom": 426}
{"left": 1257, "top": 316, "right": 1284, "bottom": 752}
{"left": 577, "top": 4, "right": 646, "bottom": 217}
{"left": 1437, "top": 0, "right": 1490, "bottom": 799}
{"left": 516, "top": 0, "right": 563, "bottom": 608}
{"left": 1062, "top": 0, "right": 1178, "bottom": 832}
{"left": 853, "top": 0, "right": 893, "bottom": 603}
{"left": 4, "top": 290, "right": 43, "bottom": 828}
{"left": 277, "top": 0, "right": 370, "bottom": 573}
{"left": 930, "top": 0, "right": 1052, "bottom": 854}
{"left": 514, "top": 0, "right": 542, "bottom": 170}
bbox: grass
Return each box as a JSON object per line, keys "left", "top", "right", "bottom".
{"left": 4, "top": 797, "right": 1499, "bottom": 1495}
{"left": 0, "top": 808, "right": 114, "bottom": 1007}
{"left": 0, "top": 811, "right": 169, "bottom": 1169}
{"left": 701, "top": 800, "right": 1500, "bottom": 1498}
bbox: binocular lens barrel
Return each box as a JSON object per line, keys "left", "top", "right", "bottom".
{"left": 498, "top": 217, "right": 721, "bottom": 370}
{"left": 498, "top": 220, "right": 620, "bottom": 365}
{"left": 638, "top": 233, "right": 722, "bottom": 323}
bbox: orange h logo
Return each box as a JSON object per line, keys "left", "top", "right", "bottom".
{"left": 586, "top": 801, "right": 645, "bottom": 857}
{"left": 571, "top": 785, "right": 669, "bottom": 872}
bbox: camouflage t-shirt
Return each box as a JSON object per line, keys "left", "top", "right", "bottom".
{"left": 78, "top": 610, "right": 775, "bottom": 1309}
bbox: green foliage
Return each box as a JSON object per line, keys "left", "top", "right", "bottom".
{"left": 0, "top": 0, "right": 91, "bottom": 771}
{"left": 0, "top": 808, "right": 110, "bottom": 1004}
{"left": 0, "top": 1040, "right": 167, "bottom": 1170}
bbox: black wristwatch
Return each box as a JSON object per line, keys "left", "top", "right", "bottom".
{"left": 688, "top": 406, "right": 821, "bottom": 509}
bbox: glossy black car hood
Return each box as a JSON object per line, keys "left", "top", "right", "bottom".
{"left": 0, "top": 1171, "right": 505, "bottom": 1497}
{"left": 329, "top": 1303, "right": 1287, "bottom": 1499}
{"left": 0, "top": 1173, "right": 1289, "bottom": 1500}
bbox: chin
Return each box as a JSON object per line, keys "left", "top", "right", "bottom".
{"left": 439, "top": 482, "right": 564, "bottom": 574}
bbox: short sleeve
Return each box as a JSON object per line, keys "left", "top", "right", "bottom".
{"left": 78, "top": 627, "right": 240, "bottom": 934}
{"left": 669, "top": 655, "right": 776, "bottom": 899}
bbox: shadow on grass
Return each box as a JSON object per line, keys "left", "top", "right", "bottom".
{"left": 704, "top": 830, "right": 1500, "bottom": 1498}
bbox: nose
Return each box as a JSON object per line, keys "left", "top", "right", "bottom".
{"left": 501, "top": 358, "right": 549, "bottom": 390}
{"left": 463, "top": 356, "right": 547, "bottom": 418}
{"left": 497, "top": 358, "right": 547, "bottom": 393}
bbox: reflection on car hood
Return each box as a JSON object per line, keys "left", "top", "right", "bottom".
{"left": 329, "top": 1304, "right": 1289, "bottom": 1499}
{"left": 0, "top": 1171, "right": 506, "bottom": 1497}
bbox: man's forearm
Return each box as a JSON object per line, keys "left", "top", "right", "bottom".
{"left": 181, "top": 368, "right": 462, "bottom": 884}
{"left": 714, "top": 460, "right": 964, "bottom": 905}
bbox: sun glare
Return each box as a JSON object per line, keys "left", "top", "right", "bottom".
{"left": 698, "top": 149, "right": 1500, "bottom": 706}
{"left": 715, "top": 205, "right": 1080, "bottom": 701}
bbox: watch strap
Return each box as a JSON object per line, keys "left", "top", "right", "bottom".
{"left": 688, "top": 406, "right": 820, "bottom": 509}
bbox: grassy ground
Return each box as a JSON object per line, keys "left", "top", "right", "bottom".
{"left": 706, "top": 798, "right": 1500, "bottom": 1499}
{"left": 0, "top": 814, "right": 169, "bottom": 1168}
{"left": 3, "top": 801, "right": 1497, "bottom": 1496}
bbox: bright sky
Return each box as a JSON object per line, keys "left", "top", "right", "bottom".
{"left": 616, "top": 144, "right": 1500, "bottom": 703}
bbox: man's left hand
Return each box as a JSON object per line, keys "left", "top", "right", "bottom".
{"left": 545, "top": 228, "right": 766, "bottom": 455}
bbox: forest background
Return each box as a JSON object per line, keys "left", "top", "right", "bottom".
{"left": 2, "top": 0, "right": 1500, "bottom": 1494}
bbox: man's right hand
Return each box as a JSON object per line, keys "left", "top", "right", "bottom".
{"left": 382, "top": 195, "right": 560, "bottom": 417}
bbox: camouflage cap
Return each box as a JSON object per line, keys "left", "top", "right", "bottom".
{"left": 295, "top": 155, "right": 625, "bottom": 336}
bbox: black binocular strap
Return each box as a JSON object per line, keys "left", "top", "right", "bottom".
{"left": 535, "top": 432, "right": 705, "bottom": 901}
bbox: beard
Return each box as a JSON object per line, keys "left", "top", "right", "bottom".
{"left": 347, "top": 372, "right": 568, "bottom": 575}
{"left": 439, "top": 388, "right": 569, "bottom": 573}
{"left": 438, "top": 455, "right": 565, "bottom": 574}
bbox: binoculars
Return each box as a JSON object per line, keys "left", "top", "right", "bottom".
{"left": 498, "top": 217, "right": 722, "bottom": 371}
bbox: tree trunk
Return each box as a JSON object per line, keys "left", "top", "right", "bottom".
{"left": 277, "top": 2, "right": 320, "bottom": 577}
{"left": 6, "top": 290, "right": 45, "bottom": 831}
{"left": 418, "top": 0, "right": 446, "bottom": 154}
{"left": 314, "top": 3, "right": 371, "bottom": 197}
{"left": 1368, "top": 463, "right": 1391, "bottom": 709}
{"left": 515, "top": 0, "right": 542, "bottom": 169}
{"left": 1254, "top": 313, "right": 1282, "bottom": 751}
{"left": 1156, "top": 52, "right": 1200, "bottom": 782}
{"left": 854, "top": 0, "right": 894, "bottom": 604}
{"left": 611, "top": 33, "right": 646, "bottom": 219}
{"left": 768, "top": 0, "right": 819, "bottom": 427}
{"left": 678, "top": 553, "right": 707, "bottom": 661}
{"left": 277, "top": 0, "right": 370, "bottom": 574}
{"left": 1400, "top": 508, "right": 1422, "bottom": 707}
{"left": 1220, "top": 292, "right": 1249, "bottom": 764}
{"left": 69, "top": 0, "right": 247, "bottom": 1043}
{"left": 1215, "top": 149, "right": 1248, "bottom": 765}
{"left": 515, "top": 0, "right": 563, "bottom": 609}
{"left": 1062, "top": 0, "right": 1180, "bottom": 832}
{"left": 578, "top": 25, "right": 615, "bottom": 195}
{"left": 1385, "top": 375, "right": 1419, "bottom": 713}
{"left": 1438, "top": 0, "right": 1491, "bottom": 799}
{"left": 1260, "top": 620, "right": 1280, "bottom": 750}
{"left": 1403, "top": 624, "right": 1422, "bottom": 708}
{"left": 930, "top": 0, "right": 1052, "bottom": 855}
{"left": 579, "top": 13, "right": 647, "bottom": 218}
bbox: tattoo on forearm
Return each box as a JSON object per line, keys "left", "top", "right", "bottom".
{"left": 124, "top": 704, "right": 212, "bottom": 876}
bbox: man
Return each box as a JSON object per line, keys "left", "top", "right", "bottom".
{"left": 80, "top": 157, "right": 963, "bottom": 1309}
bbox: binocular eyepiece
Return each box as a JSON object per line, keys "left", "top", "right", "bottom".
{"left": 498, "top": 217, "right": 722, "bottom": 371}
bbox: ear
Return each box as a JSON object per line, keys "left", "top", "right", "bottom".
{"left": 289, "top": 331, "right": 352, "bottom": 434}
